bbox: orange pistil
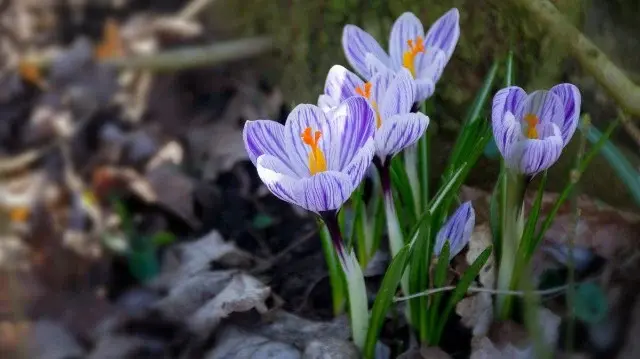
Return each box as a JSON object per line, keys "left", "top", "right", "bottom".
{"left": 402, "top": 36, "right": 425, "bottom": 77}
{"left": 355, "top": 82, "right": 382, "bottom": 128}
{"left": 95, "top": 19, "right": 124, "bottom": 60}
{"left": 301, "top": 127, "right": 327, "bottom": 175}
{"left": 524, "top": 113, "right": 540, "bottom": 139}
{"left": 9, "top": 207, "right": 30, "bottom": 223}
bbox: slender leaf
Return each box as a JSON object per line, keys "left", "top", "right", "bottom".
{"left": 433, "top": 247, "right": 492, "bottom": 343}
{"left": 484, "top": 51, "right": 514, "bottom": 158}
{"left": 428, "top": 242, "right": 451, "bottom": 344}
{"left": 320, "top": 224, "right": 346, "bottom": 316}
{"left": 364, "top": 245, "right": 412, "bottom": 359}
{"left": 584, "top": 123, "right": 640, "bottom": 207}
{"left": 408, "top": 209, "right": 433, "bottom": 340}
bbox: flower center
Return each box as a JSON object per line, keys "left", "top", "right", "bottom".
{"left": 301, "top": 127, "right": 327, "bottom": 175}
{"left": 355, "top": 82, "right": 382, "bottom": 128}
{"left": 402, "top": 36, "right": 425, "bottom": 77}
{"left": 524, "top": 113, "right": 539, "bottom": 139}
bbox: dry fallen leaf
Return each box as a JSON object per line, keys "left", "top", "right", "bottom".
{"left": 205, "top": 325, "right": 300, "bottom": 359}
{"left": 466, "top": 223, "right": 495, "bottom": 289}
{"left": 456, "top": 292, "right": 493, "bottom": 337}
{"left": 188, "top": 273, "right": 271, "bottom": 336}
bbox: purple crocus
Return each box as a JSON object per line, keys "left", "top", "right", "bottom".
{"left": 491, "top": 84, "right": 581, "bottom": 175}
{"left": 243, "top": 97, "right": 375, "bottom": 213}
{"left": 434, "top": 201, "right": 475, "bottom": 260}
{"left": 342, "top": 9, "right": 459, "bottom": 103}
{"left": 318, "top": 65, "right": 429, "bottom": 164}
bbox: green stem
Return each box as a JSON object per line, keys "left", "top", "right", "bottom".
{"left": 404, "top": 145, "right": 421, "bottom": 217}
{"left": 322, "top": 212, "right": 369, "bottom": 350}
{"left": 320, "top": 223, "right": 346, "bottom": 316}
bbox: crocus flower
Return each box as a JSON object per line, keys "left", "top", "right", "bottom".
{"left": 342, "top": 9, "right": 459, "bottom": 103}
{"left": 318, "top": 65, "right": 429, "bottom": 164}
{"left": 243, "top": 97, "right": 375, "bottom": 213}
{"left": 492, "top": 84, "right": 581, "bottom": 175}
{"left": 434, "top": 201, "right": 475, "bottom": 260}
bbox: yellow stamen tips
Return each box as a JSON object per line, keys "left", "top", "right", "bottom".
{"left": 402, "top": 36, "right": 425, "bottom": 77}
{"left": 9, "top": 207, "right": 30, "bottom": 223}
{"left": 95, "top": 19, "right": 123, "bottom": 60}
{"left": 18, "top": 60, "right": 46, "bottom": 89}
{"left": 301, "top": 127, "right": 327, "bottom": 175}
{"left": 355, "top": 82, "right": 382, "bottom": 128}
{"left": 524, "top": 113, "right": 540, "bottom": 139}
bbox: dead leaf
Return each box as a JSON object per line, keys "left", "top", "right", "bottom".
{"left": 466, "top": 223, "right": 495, "bottom": 289}
{"left": 145, "top": 163, "right": 199, "bottom": 228}
{"left": 188, "top": 273, "right": 271, "bottom": 336}
{"left": 26, "top": 320, "right": 84, "bottom": 359}
{"left": 204, "top": 325, "right": 301, "bottom": 359}
{"left": 456, "top": 293, "right": 493, "bottom": 337}
{"left": 252, "top": 311, "right": 351, "bottom": 349}
{"left": 302, "top": 337, "right": 359, "bottom": 359}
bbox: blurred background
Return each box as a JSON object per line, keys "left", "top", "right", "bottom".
{"left": 1, "top": 0, "right": 640, "bottom": 358}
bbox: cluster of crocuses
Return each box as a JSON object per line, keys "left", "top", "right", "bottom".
{"left": 242, "top": 7, "right": 581, "bottom": 354}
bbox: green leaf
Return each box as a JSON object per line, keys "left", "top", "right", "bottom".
{"left": 320, "top": 224, "right": 346, "bottom": 316}
{"left": 573, "top": 282, "right": 608, "bottom": 324}
{"left": 152, "top": 231, "right": 177, "bottom": 246}
{"left": 584, "top": 123, "right": 640, "bottom": 208}
{"left": 433, "top": 247, "right": 492, "bottom": 343}
{"left": 390, "top": 156, "right": 417, "bottom": 225}
{"left": 485, "top": 51, "right": 513, "bottom": 159}
{"left": 428, "top": 242, "right": 451, "bottom": 344}
{"left": 408, "top": 209, "right": 433, "bottom": 341}
{"left": 521, "top": 172, "right": 548, "bottom": 259}
{"left": 363, "top": 244, "right": 412, "bottom": 359}
{"left": 252, "top": 213, "right": 275, "bottom": 229}
{"left": 466, "top": 60, "right": 499, "bottom": 125}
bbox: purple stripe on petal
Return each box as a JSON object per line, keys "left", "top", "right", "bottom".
{"left": 318, "top": 94, "right": 338, "bottom": 112}
{"left": 389, "top": 12, "right": 425, "bottom": 70}
{"left": 343, "top": 138, "right": 375, "bottom": 188}
{"left": 491, "top": 86, "right": 527, "bottom": 134}
{"left": 434, "top": 201, "right": 475, "bottom": 260}
{"left": 424, "top": 8, "right": 460, "bottom": 62}
{"left": 324, "top": 65, "right": 365, "bottom": 104}
{"left": 328, "top": 97, "right": 376, "bottom": 170}
{"left": 366, "top": 53, "right": 392, "bottom": 77}
{"left": 517, "top": 123, "right": 563, "bottom": 175}
{"left": 550, "top": 83, "right": 581, "bottom": 145}
{"left": 370, "top": 69, "right": 394, "bottom": 107}
{"left": 243, "top": 120, "right": 289, "bottom": 166}
{"left": 414, "top": 77, "right": 436, "bottom": 103}
{"left": 374, "top": 113, "right": 430, "bottom": 160}
{"left": 300, "top": 171, "right": 354, "bottom": 212}
{"left": 283, "top": 104, "right": 332, "bottom": 177}
{"left": 342, "top": 25, "right": 391, "bottom": 79}
{"left": 380, "top": 69, "right": 415, "bottom": 119}
{"left": 256, "top": 155, "right": 302, "bottom": 205}
{"left": 492, "top": 111, "right": 524, "bottom": 164}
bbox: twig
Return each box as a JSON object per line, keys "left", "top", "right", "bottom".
{"left": 393, "top": 277, "right": 599, "bottom": 302}
{"left": 178, "top": 0, "right": 218, "bottom": 20}
{"left": 618, "top": 110, "right": 640, "bottom": 149}
{"left": 506, "top": 0, "right": 640, "bottom": 120}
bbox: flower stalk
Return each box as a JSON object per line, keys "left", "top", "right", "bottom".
{"left": 321, "top": 211, "right": 369, "bottom": 351}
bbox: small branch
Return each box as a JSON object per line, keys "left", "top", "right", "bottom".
{"left": 506, "top": 0, "right": 640, "bottom": 120}
{"left": 393, "top": 278, "right": 598, "bottom": 302}
{"left": 178, "top": 0, "right": 218, "bottom": 20}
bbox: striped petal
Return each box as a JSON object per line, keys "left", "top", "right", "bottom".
{"left": 366, "top": 53, "right": 393, "bottom": 77}
{"left": 389, "top": 12, "right": 425, "bottom": 71}
{"left": 343, "top": 138, "right": 375, "bottom": 187}
{"left": 243, "top": 120, "right": 289, "bottom": 167}
{"left": 434, "top": 201, "right": 475, "bottom": 260}
{"left": 516, "top": 123, "right": 563, "bottom": 175}
{"left": 284, "top": 104, "right": 333, "bottom": 177}
{"left": 492, "top": 86, "right": 527, "bottom": 130}
{"left": 324, "top": 65, "right": 365, "bottom": 104}
{"left": 327, "top": 96, "right": 376, "bottom": 170}
{"left": 370, "top": 69, "right": 394, "bottom": 108}
{"left": 414, "top": 49, "right": 447, "bottom": 102}
{"left": 515, "top": 90, "right": 564, "bottom": 132}
{"left": 379, "top": 68, "right": 416, "bottom": 120}
{"left": 374, "top": 112, "right": 430, "bottom": 162}
{"left": 550, "top": 83, "right": 581, "bottom": 145}
{"left": 298, "top": 171, "right": 354, "bottom": 212}
{"left": 424, "top": 8, "right": 460, "bottom": 62}
{"left": 342, "top": 25, "right": 391, "bottom": 79}
{"left": 256, "top": 154, "right": 302, "bottom": 205}
{"left": 414, "top": 78, "right": 436, "bottom": 104}
{"left": 492, "top": 111, "right": 523, "bottom": 165}
{"left": 318, "top": 94, "right": 338, "bottom": 112}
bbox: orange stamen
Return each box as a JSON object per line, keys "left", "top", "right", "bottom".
{"left": 95, "top": 19, "right": 123, "bottom": 60}
{"left": 18, "top": 60, "right": 46, "bottom": 89}
{"left": 402, "top": 36, "right": 425, "bottom": 77}
{"left": 355, "top": 82, "right": 382, "bottom": 128}
{"left": 9, "top": 207, "right": 30, "bottom": 223}
{"left": 524, "top": 113, "right": 540, "bottom": 139}
{"left": 301, "top": 127, "right": 327, "bottom": 175}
